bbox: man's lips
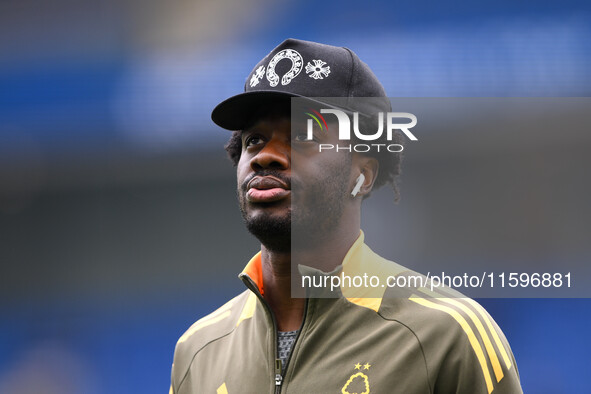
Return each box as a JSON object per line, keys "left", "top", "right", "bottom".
{"left": 246, "top": 176, "right": 290, "bottom": 203}
{"left": 247, "top": 188, "right": 290, "bottom": 203}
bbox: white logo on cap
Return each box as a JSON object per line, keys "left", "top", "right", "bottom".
{"left": 250, "top": 65, "right": 265, "bottom": 87}
{"left": 266, "top": 49, "right": 303, "bottom": 87}
{"left": 305, "top": 59, "right": 330, "bottom": 80}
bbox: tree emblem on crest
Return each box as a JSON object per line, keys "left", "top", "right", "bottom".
{"left": 342, "top": 362, "right": 371, "bottom": 394}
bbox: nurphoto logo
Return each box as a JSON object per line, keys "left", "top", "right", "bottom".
{"left": 305, "top": 108, "right": 418, "bottom": 153}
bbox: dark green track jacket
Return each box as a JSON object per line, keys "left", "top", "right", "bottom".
{"left": 171, "top": 232, "right": 522, "bottom": 393}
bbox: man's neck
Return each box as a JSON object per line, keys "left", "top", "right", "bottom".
{"left": 260, "top": 248, "right": 304, "bottom": 331}
{"left": 260, "top": 224, "right": 360, "bottom": 331}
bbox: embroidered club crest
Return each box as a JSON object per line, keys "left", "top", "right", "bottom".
{"left": 342, "top": 362, "right": 371, "bottom": 394}
{"left": 250, "top": 65, "right": 265, "bottom": 87}
{"left": 305, "top": 59, "right": 331, "bottom": 80}
{"left": 266, "top": 49, "right": 303, "bottom": 87}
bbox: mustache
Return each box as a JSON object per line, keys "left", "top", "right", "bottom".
{"left": 241, "top": 170, "right": 292, "bottom": 192}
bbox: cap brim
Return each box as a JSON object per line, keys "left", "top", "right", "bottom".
{"left": 211, "top": 91, "right": 375, "bottom": 131}
{"left": 211, "top": 91, "right": 302, "bottom": 131}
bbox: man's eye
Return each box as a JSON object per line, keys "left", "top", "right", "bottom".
{"left": 245, "top": 135, "right": 263, "bottom": 147}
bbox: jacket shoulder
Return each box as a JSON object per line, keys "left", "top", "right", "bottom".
{"left": 171, "top": 290, "right": 256, "bottom": 390}
{"left": 379, "top": 284, "right": 522, "bottom": 393}
{"left": 349, "top": 247, "right": 522, "bottom": 393}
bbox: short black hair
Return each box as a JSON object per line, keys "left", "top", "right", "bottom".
{"left": 224, "top": 114, "right": 404, "bottom": 201}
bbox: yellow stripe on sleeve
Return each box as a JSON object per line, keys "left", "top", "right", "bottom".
{"left": 345, "top": 297, "right": 382, "bottom": 312}
{"left": 432, "top": 287, "right": 513, "bottom": 371}
{"left": 409, "top": 295, "right": 494, "bottom": 394}
{"left": 462, "top": 297, "right": 513, "bottom": 370}
{"left": 418, "top": 288, "right": 504, "bottom": 383}
{"left": 236, "top": 292, "right": 257, "bottom": 327}
{"left": 177, "top": 310, "right": 232, "bottom": 344}
{"left": 217, "top": 382, "right": 229, "bottom": 394}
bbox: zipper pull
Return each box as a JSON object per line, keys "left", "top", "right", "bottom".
{"left": 275, "top": 359, "right": 283, "bottom": 386}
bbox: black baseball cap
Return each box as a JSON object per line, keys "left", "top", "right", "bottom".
{"left": 211, "top": 38, "right": 390, "bottom": 131}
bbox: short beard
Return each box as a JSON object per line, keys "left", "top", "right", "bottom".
{"left": 238, "top": 169, "right": 293, "bottom": 253}
{"left": 242, "top": 207, "right": 291, "bottom": 253}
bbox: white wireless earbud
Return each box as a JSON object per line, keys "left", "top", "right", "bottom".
{"left": 351, "top": 173, "right": 365, "bottom": 197}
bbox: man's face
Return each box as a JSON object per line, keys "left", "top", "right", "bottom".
{"left": 236, "top": 107, "right": 352, "bottom": 252}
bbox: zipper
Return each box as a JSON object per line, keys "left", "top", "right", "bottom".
{"left": 240, "top": 276, "right": 285, "bottom": 393}
{"left": 275, "top": 298, "right": 309, "bottom": 393}
{"left": 274, "top": 359, "right": 283, "bottom": 393}
{"left": 240, "top": 274, "right": 310, "bottom": 394}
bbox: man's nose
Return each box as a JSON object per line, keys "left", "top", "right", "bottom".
{"left": 250, "top": 137, "right": 290, "bottom": 171}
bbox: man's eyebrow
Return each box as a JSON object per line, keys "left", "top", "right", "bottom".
{"left": 241, "top": 126, "right": 258, "bottom": 136}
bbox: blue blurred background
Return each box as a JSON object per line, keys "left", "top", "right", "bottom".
{"left": 1, "top": 0, "right": 590, "bottom": 393}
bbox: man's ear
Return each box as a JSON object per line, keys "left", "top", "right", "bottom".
{"left": 351, "top": 155, "right": 379, "bottom": 198}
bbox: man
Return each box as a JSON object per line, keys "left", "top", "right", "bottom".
{"left": 171, "top": 39, "right": 522, "bottom": 393}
